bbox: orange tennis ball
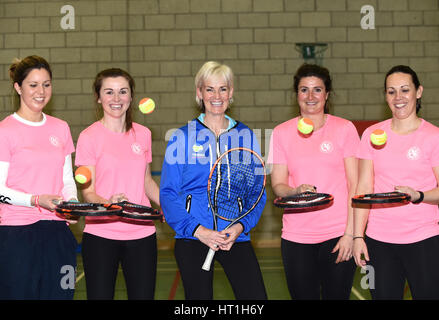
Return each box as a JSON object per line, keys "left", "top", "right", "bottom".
{"left": 139, "top": 97, "right": 155, "bottom": 114}
{"left": 370, "top": 129, "right": 387, "bottom": 146}
{"left": 297, "top": 117, "right": 314, "bottom": 135}
{"left": 75, "top": 166, "right": 91, "bottom": 184}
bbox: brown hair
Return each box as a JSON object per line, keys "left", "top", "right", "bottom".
{"left": 9, "top": 55, "right": 52, "bottom": 108}
{"left": 293, "top": 63, "right": 332, "bottom": 114}
{"left": 384, "top": 65, "right": 422, "bottom": 114}
{"left": 93, "top": 68, "right": 135, "bottom": 132}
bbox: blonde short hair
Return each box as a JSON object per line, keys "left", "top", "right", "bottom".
{"left": 194, "top": 61, "right": 234, "bottom": 108}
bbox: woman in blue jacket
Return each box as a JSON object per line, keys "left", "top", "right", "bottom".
{"left": 160, "top": 61, "right": 267, "bottom": 300}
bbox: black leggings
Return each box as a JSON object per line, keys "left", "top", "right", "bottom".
{"left": 281, "top": 237, "right": 356, "bottom": 300}
{"left": 81, "top": 232, "right": 157, "bottom": 300}
{"left": 174, "top": 239, "right": 267, "bottom": 300}
{"left": 366, "top": 235, "right": 439, "bottom": 300}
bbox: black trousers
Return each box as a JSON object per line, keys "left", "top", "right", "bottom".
{"left": 0, "top": 221, "right": 77, "bottom": 300}
{"left": 281, "top": 237, "right": 356, "bottom": 300}
{"left": 174, "top": 239, "right": 267, "bottom": 300}
{"left": 366, "top": 235, "right": 439, "bottom": 300}
{"left": 82, "top": 232, "right": 157, "bottom": 300}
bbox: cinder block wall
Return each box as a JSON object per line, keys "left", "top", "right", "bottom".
{"left": 0, "top": 0, "right": 438, "bottom": 247}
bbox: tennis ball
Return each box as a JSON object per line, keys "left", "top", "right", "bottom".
{"left": 297, "top": 117, "right": 314, "bottom": 135}
{"left": 139, "top": 98, "right": 155, "bottom": 114}
{"left": 370, "top": 129, "right": 387, "bottom": 146}
{"left": 75, "top": 166, "right": 91, "bottom": 184}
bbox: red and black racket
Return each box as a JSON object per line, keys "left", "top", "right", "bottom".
{"left": 55, "top": 201, "right": 122, "bottom": 220}
{"left": 201, "top": 147, "right": 266, "bottom": 271}
{"left": 352, "top": 192, "right": 410, "bottom": 204}
{"left": 273, "top": 191, "right": 334, "bottom": 212}
{"left": 115, "top": 201, "right": 163, "bottom": 220}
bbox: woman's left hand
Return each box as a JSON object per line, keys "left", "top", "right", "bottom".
{"left": 218, "top": 224, "right": 244, "bottom": 251}
{"left": 332, "top": 234, "right": 353, "bottom": 263}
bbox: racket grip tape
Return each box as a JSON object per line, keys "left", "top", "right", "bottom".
{"left": 201, "top": 248, "right": 216, "bottom": 271}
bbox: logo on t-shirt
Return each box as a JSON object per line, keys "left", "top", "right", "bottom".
{"left": 407, "top": 146, "right": 421, "bottom": 160}
{"left": 49, "top": 135, "right": 61, "bottom": 147}
{"left": 320, "top": 141, "right": 334, "bottom": 154}
{"left": 191, "top": 144, "right": 206, "bottom": 159}
{"left": 131, "top": 143, "right": 142, "bottom": 155}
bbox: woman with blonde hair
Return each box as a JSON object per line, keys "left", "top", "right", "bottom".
{"left": 160, "top": 61, "right": 267, "bottom": 300}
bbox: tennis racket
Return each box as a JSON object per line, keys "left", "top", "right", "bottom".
{"left": 115, "top": 201, "right": 163, "bottom": 220}
{"left": 201, "top": 147, "right": 266, "bottom": 271}
{"left": 352, "top": 192, "right": 410, "bottom": 204}
{"left": 54, "top": 201, "right": 123, "bottom": 220}
{"left": 273, "top": 191, "right": 334, "bottom": 212}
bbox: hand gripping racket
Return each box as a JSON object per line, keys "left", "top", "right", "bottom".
{"left": 55, "top": 201, "right": 123, "bottom": 220}
{"left": 115, "top": 201, "right": 163, "bottom": 220}
{"left": 201, "top": 147, "right": 266, "bottom": 271}
{"left": 273, "top": 191, "right": 334, "bottom": 212}
{"left": 352, "top": 192, "right": 410, "bottom": 204}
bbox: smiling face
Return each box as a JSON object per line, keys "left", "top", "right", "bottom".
{"left": 97, "top": 76, "right": 132, "bottom": 120}
{"left": 14, "top": 68, "right": 52, "bottom": 114}
{"left": 296, "top": 76, "right": 329, "bottom": 116}
{"left": 385, "top": 72, "right": 423, "bottom": 120}
{"left": 196, "top": 75, "right": 233, "bottom": 116}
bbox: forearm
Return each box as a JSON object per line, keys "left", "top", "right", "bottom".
{"left": 144, "top": 176, "right": 160, "bottom": 207}
{"left": 62, "top": 154, "right": 78, "bottom": 201}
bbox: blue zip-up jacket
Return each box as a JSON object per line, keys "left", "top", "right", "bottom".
{"left": 160, "top": 117, "right": 266, "bottom": 242}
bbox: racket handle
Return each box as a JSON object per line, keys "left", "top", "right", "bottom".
{"left": 201, "top": 248, "right": 216, "bottom": 271}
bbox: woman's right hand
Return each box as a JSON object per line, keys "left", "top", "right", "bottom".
{"left": 194, "top": 225, "right": 227, "bottom": 251}
{"left": 109, "top": 193, "right": 128, "bottom": 203}
{"left": 353, "top": 237, "right": 369, "bottom": 267}
{"left": 295, "top": 184, "right": 317, "bottom": 194}
{"left": 36, "top": 194, "right": 63, "bottom": 211}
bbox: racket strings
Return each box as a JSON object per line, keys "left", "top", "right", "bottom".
{"left": 55, "top": 202, "right": 123, "bottom": 216}
{"left": 363, "top": 192, "right": 406, "bottom": 199}
{"left": 209, "top": 150, "right": 265, "bottom": 220}
{"left": 118, "top": 202, "right": 159, "bottom": 214}
{"left": 283, "top": 192, "right": 326, "bottom": 203}
{"left": 352, "top": 191, "right": 410, "bottom": 204}
{"left": 273, "top": 192, "right": 334, "bottom": 209}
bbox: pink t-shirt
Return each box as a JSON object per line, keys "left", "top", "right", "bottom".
{"left": 357, "top": 119, "right": 439, "bottom": 244}
{"left": 75, "top": 121, "right": 155, "bottom": 240}
{"left": 0, "top": 114, "right": 74, "bottom": 226}
{"left": 268, "top": 115, "right": 359, "bottom": 243}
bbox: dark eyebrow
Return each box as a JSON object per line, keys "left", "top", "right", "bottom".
{"left": 28, "top": 80, "right": 51, "bottom": 84}
{"left": 103, "top": 87, "right": 129, "bottom": 91}
{"left": 386, "top": 85, "right": 410, "bottom": 90}
{"left": 299, "top": 86, "right": 323, "bottom": 89}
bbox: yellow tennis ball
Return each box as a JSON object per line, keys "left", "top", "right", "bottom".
{"left": 297, "top": 117, "right": 314, "bottom": 135}
{"left": 370, "top": 129, "right": 387, "bottom": 146}
{"left": 139, "top": 98, "right": 155, "bottom": 114}
{"left": 75, "top": 166, "right": 91, "bottom": 184}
